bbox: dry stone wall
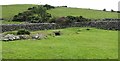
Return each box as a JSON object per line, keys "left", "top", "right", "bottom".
{"left": 1, "top": 20, "right": 119, "bottom": 32}
{"left": 73, "top": 21, "right": 119, "bottom": 30}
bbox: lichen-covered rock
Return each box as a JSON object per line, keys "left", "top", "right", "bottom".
{"left": 2, "top": 34, "right": 16, "bottom": 41}
{"left": 2, "top": 38, "right": 9, "bottom": 41}
{"left": 18, "top": 35, "right": 30, "bottom": 39}
{"left": 32, "top": 34, "right": 47, "bottom": 40}
{"left": 14, "top": 36, "right": 20, "bottom": 40}
{"left": 2, "top": 34, "right": 21, "bottom": 41}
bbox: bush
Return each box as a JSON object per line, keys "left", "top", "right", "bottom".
{"left": 53, "top": 30, "right": 61, "bottom": 36}
{"left": 86, "top": 28, "right": 90, "bottom": 30}
{"left": 111, "top": 9, "right": 114, "bottom": 12}
{"left": 17, "top": 29, "right": 30, "bottom": 35}
{"left": 28, "top": 7, "right": 33, "bottom": 10}
{"left": 43, "top": 4, "right": 55, "bottom": 10}
{"left": 103, "top": 9, "right": 106, "bottom": 11}
{"left": 77, "top": 29, "right": 81, "bottom": 32}
{"left": 49, "top": 17, "right": 58, "bottom": 23}
{"left": 117, "top": 11, "right": 120, "bottom": 13}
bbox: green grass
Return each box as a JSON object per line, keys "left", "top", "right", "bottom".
{"left": 48, "top": 7, "right": 118, "bottom": 19}
{"left": 1, "top": 4, "right": 119, "bottom": 24}
{"left": 2, "top": 27, "right": 118, "bottom": 59}
{"left": 2, "top": 4, "right": 35, "bottom": 20}
{"left": 0, "top": 20, "right": 25, "bottom": 24}
{"left": 0, "top": 41, "right": 2, "bottom": 60}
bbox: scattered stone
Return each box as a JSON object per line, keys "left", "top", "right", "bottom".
{"left": 2, "top": 38, "right": 9, "bottom": 41}
{"left": 19, "top": 35, "right": 30, "bottom": 39}
{"left": 2, "top": 32, "right": 48, "bottom": 41}
{"left": 4, "top": 34, "right": 15, "bottom": 41}
{"left": 14, "top": 36, "right": 20, "bottom": 40}
{"left": 32, "top": 34, "right": 47, "bottom": 40}
{"left": 2, "top": 34, "right": 19, "bottom": 41}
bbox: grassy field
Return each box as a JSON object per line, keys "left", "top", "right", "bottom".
{"left": 0, "top": 41, "right": 2, "bottom": 60}
{"left": 48, "top": 7, "right": 118, "bottom": 19}
{"left": 2, "top": 4, "right": 36, "bottom": 20}
{"left": 1, "top": 4, "right": 119, "bottom": 24}
{"left": 0, "top": 20, "right": 25, "bottom": 24}
{"left": 2, "top": 27, "right": 118, "bottom": 59}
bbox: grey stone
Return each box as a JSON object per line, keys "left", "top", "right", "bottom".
{"left": 2, "top": 34, "right": 22, "bottom": 41}
{"left": 1, "top": 19, "right": 120, "bottom": 32}
{"left": 4, "top": 34, "right": 15, "bottom": 41}
{"left": 14, "top": 36, "right": 20, "bottom": 40}
{"left": 18, "top": 35, "right": 30, "bottom": 39}
{"left": 2, "top": 34, "right": 15, "bottom": 41}
{"left": 32, "top": 34, "right": 47, "bottom": 40}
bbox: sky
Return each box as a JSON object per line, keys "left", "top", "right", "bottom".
{"left": 1, "top": 0, "right": 120, "bottom": 11}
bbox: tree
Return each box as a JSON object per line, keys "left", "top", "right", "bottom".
{"left": 33, "top": 5, "right": 51, "bottom": 22}
{"left": 103, "top": 9, "right": 106, "bottom": 11}
{"left": 66, "top": 16, "right": 76, "bottom": 22}
{"left": 43, "top": 4, "right": 55, "bottom": 10}
{"left": 12, "top": 11, "right": 33, "bottom": 22}
{"left": 111, "top": 9, "right": 114, "bottom": 12}
{"left": 28, "top": 7, "right": 33, "bottom": 10}
{"left": 76, "top": 16, "right": 87, "bottom": 22}
{"left": 117, "top": 11, "right": 120, "bottom": 13}
{"left": 12, "top": 5, "right": 52, "bottom": 23}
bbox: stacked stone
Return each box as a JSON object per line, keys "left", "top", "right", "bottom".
{"left": 1, "top": 19, "right": 119, "bottom": 32}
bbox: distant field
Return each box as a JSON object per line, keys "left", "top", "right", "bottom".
{"left": 0, "top": 20, "right": 25, "bottom": 24}
{"left": 2, "top": 27, "right": 118, "bottom": 59}
{"left": 48, "top": 7, "right": 118, "bottom": 19}
{"left": 2, "top": 4, "right": 119, "bottom": 21}
{"left": 2, "top": 4, "right": 36, "bottom": 20}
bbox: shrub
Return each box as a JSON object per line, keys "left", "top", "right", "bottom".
{"left": 117, "top": 11, "right": 120, "bottom": 13}
{"left": 111, "top": 9, "right": 114, "bottom": 12}
{"left": 61, "top": 6, "right": 67, "bottom": 7}
{"left": 28, "top": 7, "right": 33, "bottom": 10}
{"left": 12, "top": 6, "right": 52, "bottom": 23}
{"left": 49, "top": 17, "right": 57, "bottom": 23}
{"left": 77, "top": 29, "right": 81, "bottom": 32}
{"left": 66, "top": 16, "right": 76, "bottom": 22}
{"left": 86, "top": 28, "right": 90, "bottom": 30}
{"left": 17, "top": 29, "right": 30, "bottom": 35}
{"left": 53, "top": 31, "right": 61, "bottom": 36}
{"left": 103, "top": 9, "right": 106, "bottom": 11}
{"left": 43, "top": 4, "right": 55, "bottom": 10}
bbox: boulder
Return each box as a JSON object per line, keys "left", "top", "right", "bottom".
{"left": 32, "top": 34, "right": 47, "bottom": 40}
{"left": 2, "top": 34, "right": 16, "bottom": 41}
{"left": 18, "top": 35, "right": 30, "bottom": 39}
{"left": 14, "top": 36, "right": 20, "bottom": 40}
{"left": 2, "top": 34, "right": 22, "bottom": 41}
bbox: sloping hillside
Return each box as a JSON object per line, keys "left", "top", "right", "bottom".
{"left": 2, "top": 4, "right": 119, "bottom": 21}
{"left": 2, "top": 4, "right": 36, "bottom": 20}
{"left": 47, "top": 7, "right": 118, "bottom": 19}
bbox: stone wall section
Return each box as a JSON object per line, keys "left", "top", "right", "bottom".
{"left": 1, "top": 20, "right": 119, "bottom": 32}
